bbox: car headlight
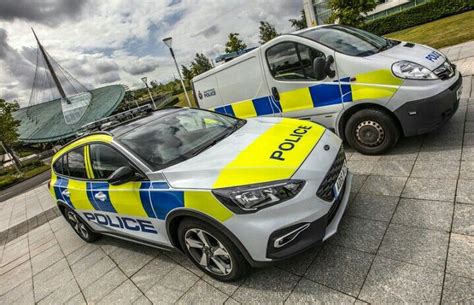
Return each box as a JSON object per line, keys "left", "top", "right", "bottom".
{"left": 213, "top": 180, "right": 305, "bottom": 213}
{"left": 392, "top": 61, "right": 437, "bottom": 80}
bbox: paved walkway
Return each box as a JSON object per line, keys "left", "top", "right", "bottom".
{"left": 0, "top": 41, "right": 473, "bottom": 304}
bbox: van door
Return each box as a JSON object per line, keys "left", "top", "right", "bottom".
{"left": 262, "top": 37, "right": 342, "bottom": 129}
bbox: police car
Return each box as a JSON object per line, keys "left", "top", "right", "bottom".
{"left": 49, "top": 107, "right": 351, "bottom": 281}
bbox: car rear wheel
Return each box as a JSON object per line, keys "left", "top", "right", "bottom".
{"left": 64, "top": 206, "right": 101, "bottom": 242}
{"left": 178, "top": 218, "right": 250, "bottom": 282}
{"left": 345, "top": 108, "right": 400, "bottom": 155}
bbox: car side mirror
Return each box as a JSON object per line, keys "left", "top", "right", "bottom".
{"left": 108, "top": 166, "right": 138, "bottom": 185}
{"left": 325, "top": 55, "right": 336, "bottom": 78}
{"left": 313, "top": 57, "right": 327, "bottom": 81}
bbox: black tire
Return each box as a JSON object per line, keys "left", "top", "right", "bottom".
{"left": 63, "top": 206, "right": 101, "bottom": 242}
{"left": 344, "top": 108, "right": 400, "bottom": 155}
{"left": 177, "top": 218, "right": 250, "bottom": 282}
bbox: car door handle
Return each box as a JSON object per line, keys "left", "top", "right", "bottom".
{"left": 62, "top": 189, "right": 70, "bottom": 197}
{"left": 271, "top": 87, "right": 280, "bottom": 101}
{"left": 94, "top": 191, "right": 107, "bottom": 202}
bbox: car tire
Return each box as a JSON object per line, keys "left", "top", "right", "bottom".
{"left": 344, "top": 108, "right": 400, "bottom": 155}
{"left": 63, "top": 206, "right": 101, "bottom": 243}
{"left": 177, "top": 218, "right": 250, "bottom": 282}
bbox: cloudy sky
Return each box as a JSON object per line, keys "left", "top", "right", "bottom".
{"left": 0, "top": 0, "right": 302, "bottom": 106}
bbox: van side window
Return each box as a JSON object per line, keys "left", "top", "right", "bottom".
{"left": 266, "top": 42, "right": 325, "bottom": 81}
{"left": 66, "top": 147, "right": 87, "bottom": 179}
{"left": 89, "top": 144, "right": 130, "bottom": 180}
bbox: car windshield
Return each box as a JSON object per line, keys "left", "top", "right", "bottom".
{"left": 300, "top": 25, "right": 398, "bottom": 56}
{"left": 117, "top": 109, "right": 243, "bottom": 170}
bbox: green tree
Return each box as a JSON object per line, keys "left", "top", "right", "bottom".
{"left": 181, "top": 64, "right": 194, "bottom": 85}
{"left": 259, "top": 21, "right": 279, "bottom": 44}
{"left": 289, "top": 10, "right": 307, "bottom": 30}
{"left": 0, "top": 98, "right": 21, "bottom": 170}
{"left": 225, "top": 33, "right": 247, "bottom": 53}
{"left": 328, "top": 0, "right": 377, "bottom": 27}
{"left": 190, "top": 53, "right": 213, "bottom": 76}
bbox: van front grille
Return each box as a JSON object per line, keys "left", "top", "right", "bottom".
{"left": 316, "top": 147, "right": 345, "bottom": 202}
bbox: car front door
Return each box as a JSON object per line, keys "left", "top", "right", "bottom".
{"left": 262, "top": 37, "right": 343, "bottom": 129}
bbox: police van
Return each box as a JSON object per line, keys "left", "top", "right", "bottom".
{"left": 192, "top": 25, "right": 462, "bottom": 154}
{"left": 49, "top": 107, "right": 351, "bottom": 281}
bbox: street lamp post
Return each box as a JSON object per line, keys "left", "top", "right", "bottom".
{"left": 141, "top": 76, "right": 157, "bottom": 110}
{"left": 162, "top": 37, "right": 192, "bottom": 108}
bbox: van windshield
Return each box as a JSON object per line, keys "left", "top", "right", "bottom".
{"left": 117, "top": 109, "right": 244, "bottom": 170}
{"left": 299, "top": 25, "right": 399, "bottom": 56}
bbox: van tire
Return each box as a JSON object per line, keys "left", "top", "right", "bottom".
{"left": 178, "top": 218, "right": 250, "bottom": 282}
{"left": 344, "top": 108, "right": 400, "bottom": 155}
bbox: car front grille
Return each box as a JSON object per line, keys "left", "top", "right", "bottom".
{"left": 316, "top": 147, "right": 345, "bottom": 202}
{"left": 326, "top": 180, "right": 345, "bottom": 224}
{"left": 433, "top": 60, "right": 455, "bottom": 80}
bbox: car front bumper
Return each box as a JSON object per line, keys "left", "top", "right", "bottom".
{"left": 394, "top": 74, "right": 462, "bottom": 137}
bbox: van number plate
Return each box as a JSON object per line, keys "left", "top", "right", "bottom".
{"left": 333, "top": 163, "right": 348, "bottom": 198}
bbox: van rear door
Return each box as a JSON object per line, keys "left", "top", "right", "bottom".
{"left": 261, "top": 36, "right": 342, "bottom": 129}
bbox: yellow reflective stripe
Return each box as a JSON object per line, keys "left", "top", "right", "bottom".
{"left": 231, "top": 100, "right": 257, "bottom": 118}
{"left": 184, "top": 191, "right": 232, "bottom": 222}
{"left": 68, "top": 180, "right": 95, "bottom": 211}
{"left": 213, "top": 118, "right": 325, "bottom": 188}
{"left": 108, "top": 182, "right": 148, "bottom": 217}
{"left": 52, "top": 134, "right": 113, "bottom": 163}
{"left": 49, "top": 173, "right": 57, "bottom": 198}
{"left": 351, "top": 69, "right": 403, "bottom": 101}
{"left": 279, "top": 87, "right": 313, "bottom": 112}
{"left": 84, "top": 146, "right": 95, "bottom": 179}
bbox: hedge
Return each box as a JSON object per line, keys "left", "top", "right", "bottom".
{"left": 362, "top": 0, "right": 474, "bottom": 35}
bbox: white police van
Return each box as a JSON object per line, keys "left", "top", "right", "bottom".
{"left": 192, "top": 25, "right": 462, "bottom": 154}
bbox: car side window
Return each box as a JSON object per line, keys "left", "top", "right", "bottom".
{"left": 89, "top": 144, "right": 130, "bottom": 180}
{"left": 266, "top": 42, "right": 325, "bottom": 81}
{"left": 66, "top": 147, "right": 87, "bottom": 179}
{"left": 53, "top": 155, "right": 66, "bottom": 176}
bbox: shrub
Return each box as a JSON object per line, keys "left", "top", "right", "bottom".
{"left": 362, "top": 0, "right": 474, "bottom": 35}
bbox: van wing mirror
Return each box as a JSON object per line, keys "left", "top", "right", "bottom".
{"left": 108, "top": 166, "right": 138, "bottom": 185}
{"left": 312, "top": 57, "right": 327, "bottom": 81}
{"left": 325, "top": 55, "right": 336, "bottom": 78}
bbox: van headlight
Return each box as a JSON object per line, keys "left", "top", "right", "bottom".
{"left": 213, "top": 180, "right": 305, "bottom": 213}
{"left": 392, "top": 61, "right": 437, "bottom": 80}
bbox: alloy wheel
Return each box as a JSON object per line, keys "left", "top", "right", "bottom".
{"left": 66, "top": 211, "right": 89, "bottom": 239}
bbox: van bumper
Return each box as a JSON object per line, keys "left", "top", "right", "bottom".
{"left": 394, "top": 75, "right": 462, "bottom": 137}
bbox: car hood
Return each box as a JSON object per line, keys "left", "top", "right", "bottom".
{"left": 372, "top": 41, "right": 446, "bottom": 70}
{"left": 162, "top": 117, "right": 328, "bottom": 189}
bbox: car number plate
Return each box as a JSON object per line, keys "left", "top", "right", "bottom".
{"left": 333, "top": 162, "right": 348, "bottom": 198}
{"left": 457, "top": 86, "right": 462, "bottom": 100}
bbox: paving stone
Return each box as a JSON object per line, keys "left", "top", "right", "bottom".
{"left": 360, "top": 175, "right": 407, "bottom": 197}
{"left": 305, "top": 244, "right": 373, "bottom": 297}
{"left": 460, "top": 161, "right": 474, "bottom": 180}
{"left": 402, "top": 178, "right": 457, "bottom": 202}
{"left": 29, "top": 234, "right": 57, "bottom": 258}
{"left": 441, "top": 274, "right": 474, "bottom": 304}
{"left": 328, "top": 216, "right": 387, "bottom": 254}
{"left": 349, "top": 153, "right": 381, "bottom": 162}
{"left": 452, "top": 203, "right": 474, "bottom": 236}
{"left": 456, "top": 179, "right": 474, "bottom": 204}
{"left": 0, "top": 260, "right": 31, "bottom": 295}
{"left": 411, "top": 160, "right": 460, "bottom": 179}
{"left": 133, "top": 295, "right": 152, "bottom": 305}
{"left": 233, "top": 267, "right": 299, "bottom": 304}
{"left": 359, "top": 256, "right": 444, "bottom": 303}
{"left": 418, "top": 146, "right": 462, "bottom": 161}
{"left": 98, "top": 280, "right": 143, "bottom": 305}
{"left": 286, "top": 278, "right": 356, "bottom": 304}
{"left": 176, "top": 279, "right": 229, "bottom": 305}
{"left": 461, "top": 144, "right": 474, "bottom": 160}
{"left": 1, "top": 236, "right": 29, "bottom": 266}
{"left": 346, "top": 194, "right": 398, "bottom": 222}
{"left": 165, "top": 249, "right": 205, "bottom": 277}
{"left": 66, "top": 243, "right": 97, "bottom": 266}
{"left": 378, "top": 224, "right": 449, "bottom": 271}
{"left": 0, "top": 278, "right": 34, "bottom": 305}
{"left": 64, "top": 293, "right": 87, "bottom": 305}
{"left": 74, "top": 254, "right": 116, "bottom": 289}
{"left": 54, "top": 226, "right": 86, "bottom": 256}
{"left": 0, "top": 253, "right": 29, "bottom": 276}
{"left": 423, "top": 132, "right": 463, "bottom": 147}
{"left": 275, "top": 245, "right": 321, "bottom": 276}
{"left": 349, "top": 174, "right": 367, "bottom": 193}
{"left": 109, "top": 242, "right": 157, "bottom": 277}
{"left": 144, "top": 265, "right": 199, "bottom": 304}
{"left": 380, "top": 137, "right": 421, "bottom": 161}
{"left": 31, "top": 243, "right": 64, "bottom": 275}
{"left": 131, "top": 255, "right": 177, "bottom": 291}
{"left": 446, "top": 233, "right": 474, "bottom": 279}
{"left": 38, "top": 278, "right": 81, "bottom": 305}
{"left": 370, "top": 160, "right": 414, "bottom": 177}
{"left": 347, "top": 160, "right": 375, "bottom": 175}
{"left": 202, "top": 274, "right": 243, "bottom": 297}
{"left": 83, "top": 267, "right": 127, "bottom": 304}
{"left": 392, "top": 198, "right": 453, "bottom": 232}
{"left": 33, "top": 259, "right": 75, "bottom": 302}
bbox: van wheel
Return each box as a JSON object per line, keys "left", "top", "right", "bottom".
{"left": 178, "top": 218, "right": 250, "bottom": 282}
{"left": 344, "top": 108, "right": 400, "bottom": 155}
{"left": 64, "top": 206, "right": 101, "bottom": 242}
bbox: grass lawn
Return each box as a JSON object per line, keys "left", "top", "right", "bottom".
{"left": 174, "top": 90, "right": 198, "bottom": 107}
{"left": 0, "top": 161, "right": 50, "bottom": 191}
{"left": 385, "top": 11, "right": 474, "bottom": 49}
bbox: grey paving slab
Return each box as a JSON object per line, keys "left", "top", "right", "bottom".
{"left": 441, "top": 273, "right": 474, "bottom": 304}
{"left": 402, "top": 178, "right": 457, "bottom": 202}
{"left": 346, "top": 193, "right": 399, "bottom": 222}
{"left": 33, "top": 259, "right": 76, "bottom": 303}
{"left": 411, "top": 160, "right": 460, "bottom": 179}
{"left": 275, "top": 244, "right": 320, "bottom": 276}
{"left": 347, "top": 160, "right": 375, "bottom": 175}
{"left": 0, "top": 260, "right": 31, "bottom": 296}
{"left": 74, "top": 253, "right": 116, "bottom": 289}
{"left": 370, "top": 160, "right": 414, "bottom": 177}
{"left": 232, "top": 267, "right": 299, "bottom": 304}
{"left": 202, "top": 274, "right": 243, "bottom": 297}
{"left": 459, "top": 161, "right": 474, "bottom": 180}
{"left": 65, "top": 293, "right": 87, "bottom": 305}
{"left": 176, "top": 279, "right": 229, "bottom": 305}
{"left": 285, "top": 278, "right": 355, "bottom": 304}
{"left": 38, "top": 278, "right": 81, "bottom": 305}
{"left": 31, "top": 243, "right": 64, "bottom": 275}
{"left": 0, "top": 278, "right": 34, "bottom": 305}
{"left": 462, "top": 144, "right": 474, "bottom": 160}
{"left": 392, "top": 198, "right": 454, "bottom": 232}
{"left": 328, "top": 216, "right": 387, "bottom": 254}
{"left": 133, "top": 295, "right": 152, "bottom": 305}
{"left": 305, "top": 244, "right": 373, "bottom": 297}
{"left": 378, "top": 223, "right": 449, "bottom": 271}
{"left": 359, "top": 175, "right": 407, "bottom": 197}
{"left": 98, "top": 280, "right": 143, "bottom": 305}
{"left": 452, "top": 203, "right": 474, "bottom": 236}
{"left": 456, "top": 179, "right": 474, "bottom": 204}
{"left": 82, "top": 267, "right": 128, "bottom": 304}
{"left": 359, "top": 256, "right": 444, "bottom": 304}
{"left": 446, "top": 233, "right": 474, "bottom": 279}
{"left": 131, "top": 255, "right": 176, "bottom": 292}
{"left": 349, "top": 174, "right": 368, "bottom": 193}
{"left": 109, "top": 242, "right": 157, "bottom": 277}
{"left": 349, "top": 152, "right": 381, "bottom": 162}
